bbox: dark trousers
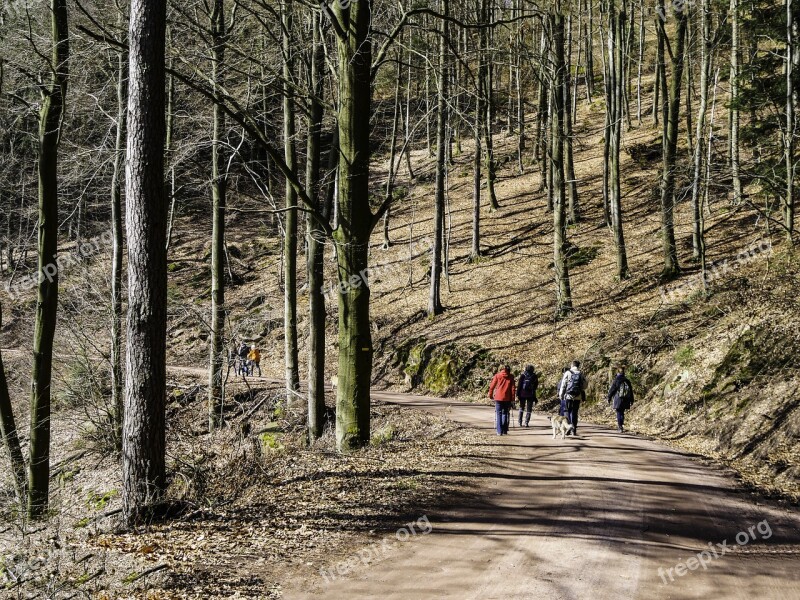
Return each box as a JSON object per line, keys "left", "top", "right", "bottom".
{"left": 566, "top": 397, "right": 581, "bottom": 432}
{"left": 495, "top": 401, "right": 511, "bottom": 434}
{"left": 616, "top": 409, "right": 625, "bottom": 430}
{"left": 559, "top": 397, "right": 567, "bottom": 416}
{"left": 518, "top": 397, "right": 535, "bottom": 425}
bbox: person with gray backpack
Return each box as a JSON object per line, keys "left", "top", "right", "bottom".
{"left": 558, "top": 360, "right": 587, "bottom": 435}
{"left": 607, "top": 365, "right": 634, "bottom": 432}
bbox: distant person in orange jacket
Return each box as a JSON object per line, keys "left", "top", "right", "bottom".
{"left": 248, "top": 346, "right": 262, "bottom": 377}
{"left": 489, "top": 365, "right": 516, "bottom": 435}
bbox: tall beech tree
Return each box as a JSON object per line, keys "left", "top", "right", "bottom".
{"left": 28, "top": 0, "right": 69, "bottom": 520}
{"left": 122, "top": 0, "right": 168, "bottom": 524}
{"left": 550, "top": 10, "right": 573, "bottom": 318}
{"left": 209, "top": 0, "right": 227, "bottom": 430}
{"left": 657, "top": 4, "right": 687, "bottom": 279}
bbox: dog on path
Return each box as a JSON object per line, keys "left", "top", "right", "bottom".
{"left": 548, "top": 415, "right": 574, "bottom": 439}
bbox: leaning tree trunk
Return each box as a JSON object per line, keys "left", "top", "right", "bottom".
{"left": 122, "top": 0, "right": 168, "bottom": 525}
{"left": 0, "top": 305, "right": 26, "bottom": 504}
{"left": 208, "top": 0, "right": 227, "bottom": 431}
{"left": 28, "top": 0, "right": 69, "bottom": 520}
{"left": 332, "top": 0, "right": 373, "bottom": 452}
{"left": 658, "top": 6, "right": 687, "bottom": 279}
{"left": 551, "top": 11, "right": 573, "bottom": 319}
{"left": 282, "top": 0, "right": 301, "bottom": 405}
{"left": 428, "top": 0, "right": 448, "bottom": 317}
{"left": 306, "top": 9, "right": 326, "bottom": 441}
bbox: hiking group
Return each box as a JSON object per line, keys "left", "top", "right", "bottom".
{"left": 488, "top": 362, "right": 634, "bottom": 436}
{"left": 232, "top": 341, "right": 262, "bottom": 377}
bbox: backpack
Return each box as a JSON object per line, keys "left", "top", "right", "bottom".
{"left": 565, "top": 371, "right": 583, "bottom": 397}
{"left": 520, "top": 372, "right": 537, "bottom": 396}
{"left": 619, "top": 379, "right": 633, "bottom": 405}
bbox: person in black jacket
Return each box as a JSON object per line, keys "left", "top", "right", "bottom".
{"left": 607, "top": 366, "right": 634, "bottom": 433}
{"left": 516, "top": 365, "right": 538, "bottom": 427}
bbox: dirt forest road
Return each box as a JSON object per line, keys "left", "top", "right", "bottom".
{"left": 289, "top": 392, "right": 800, "bottom": 600}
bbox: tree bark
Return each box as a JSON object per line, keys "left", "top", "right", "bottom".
{"left": 0, "top": 306, "right": 26, "bottom": 504}
{"left": 332, "top": 0, "right": 373, "bottom": 452}
{"left": 283, "top": 0, "right": 301, "bottom": 404}
{"left": 609, "top": 4, "right": 630, "bottom": 279}
{"left": 209, "top": 0, "right": 227, "bottom": 431}
{"left": 122, "top": 0, "right": 168, "bottom": 525}
{"left": 306, "top": 10, "right": 326, "bottom": 441}
{"left": 786, "top": 0, "right": 798, "bottom": 242}
{"left": 551, "top": 11, "right": 573, "bottom": 318}
{"left": 730, "top": 0, "right": 742, "bottom": 203}
{"left": 691, "top": 0, "right": 711, "bottom": 261}
{"left": 658, "top": 5, "right": 687, "bottom": 279}
{"left": 28, "top": 0, "right": 69, "bottom": 520}
{"left": 429, "top": 0, "right": 448, "bottom": 317}
{"left": 111, "top": 5, "right": 127, "bottom": 448}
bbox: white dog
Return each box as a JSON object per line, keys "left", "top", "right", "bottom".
{"left": 548, "top": 415, "right": 574, "bottom": 439}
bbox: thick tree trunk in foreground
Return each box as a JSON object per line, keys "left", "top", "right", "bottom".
{"left": 333, "top": 0, "right": 373, "bottom": 452}
{"left": 28, "top": 0, "right": 69, "bottom": 520}
{"left": 122, "top": 0, "right": 168, "bottom": 525}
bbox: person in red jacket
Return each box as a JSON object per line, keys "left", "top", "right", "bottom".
{"left": 489, "top": 365, "right": 516, "bottom": 435}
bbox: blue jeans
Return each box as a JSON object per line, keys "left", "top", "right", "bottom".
{"left": 559, "top": 397, "right": 566, "bottom": 416}
{"left": 495, "top": 401, "right": 511, "bottom": 434}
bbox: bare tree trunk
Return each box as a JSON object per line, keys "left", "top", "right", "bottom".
{"left": 306, "top": 10, "right": 326, "bottom": 441}
{"left": 0, "top": 306, "right": 25, "bottom": 504}
{"left": 383, "top": 56, "right": 403, "bottom": 250}
{"left": 28, "top": 0, "right": 69, "bottom": 520}
{"left": 565, "top": 12, "right": 579, "bottom": 224}
{"left": 730, "top": 0, "right": 742, "bottom": 203}
{"left": 209, "top": 0, "right": 227, "bottom": 431}
{"left": 429, "top": 0, "right": 448, "bottom": 317}
{"left": 691, "top": 0, "right": 711, "bottom": 261}
{"left": 658, "top": 5, "right": 687, "bottom": 279}
{"left": 786, "top": 0, "right": 798, "bottom": 242}
{"left": 551, "top": 11, "right": 573, "bottom": 318}
{"left": 110, "top": 5, "right": 127, "bottom": 448}
{"left": 122, "top": 0, "right": 168, "bottom": 525}
{"left": 332, "top": 0, "right": 373, "bottom": 452}
{"left": 282, "top": 0, "right": 300, "bottom": 404}
{"left": 609, "top": 4, "right": 630, "bottom": 279}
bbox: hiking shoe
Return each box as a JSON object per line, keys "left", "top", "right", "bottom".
{"left": 618, "top": 427, "right": 624, "bottom": 433}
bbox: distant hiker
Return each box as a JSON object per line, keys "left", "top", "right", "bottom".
{"left": 248, "top": 346, "right": 262, "bottom": 377}
{"left": 489, "top": 365, "right": 516, "bottom": 435}
{"left": 517, "top": 365, "right": 538, "bottom": 427}
{"left": 558, "top": 361, "right": 587, "bottom": 435}
{"left": 237, "top": 342, "right": 250, "bottom": 376}
{"left": 607, "top": 366, "right": 634, "bottom": 433}
{"left": 557, "top": 366, "right": 570, "bottom": 417}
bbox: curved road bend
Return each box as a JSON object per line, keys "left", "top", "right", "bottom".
{"left": 289, "top": 391, "right": 800, "bottom": 600}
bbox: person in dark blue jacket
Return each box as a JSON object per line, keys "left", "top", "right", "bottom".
{"left": 607, "top": 366, "right": 634, "bottom": 433}
{"left": 516, "top": 365, "right": 538, "bottom": 427}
